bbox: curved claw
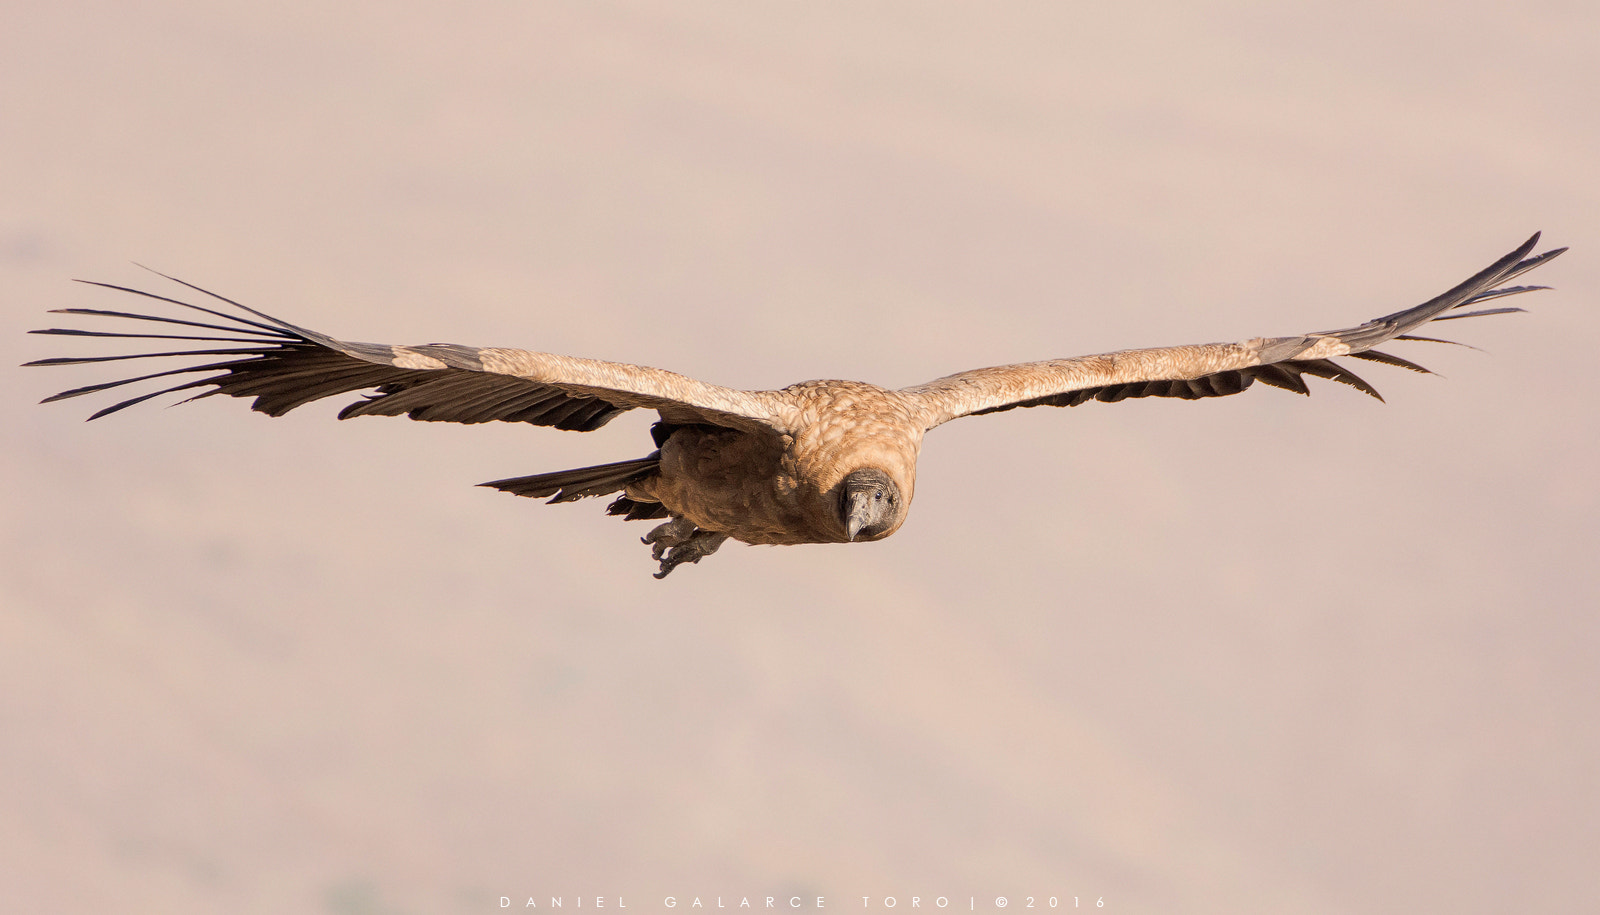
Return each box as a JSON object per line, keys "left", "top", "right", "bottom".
{"left": 650, "top": 530, "right": 730, "bottom": 578}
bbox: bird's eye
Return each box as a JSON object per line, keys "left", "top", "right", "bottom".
{"left": 874, "top": 490, "right": 883, "bottom": 501}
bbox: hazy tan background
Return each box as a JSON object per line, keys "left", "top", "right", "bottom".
{"left": 4, "top": 2, "right": 1597, "bottom": 912}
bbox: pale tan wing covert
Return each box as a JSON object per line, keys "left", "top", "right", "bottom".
{"left": 903, "top": 234, "right": 1565, "bottom": 429}
{"left": 27, "top": 271, "right": 792, "bottom": 434}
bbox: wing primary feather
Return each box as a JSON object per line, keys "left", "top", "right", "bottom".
{"left": 86, "top": 370, "right": 254, "bottom": 419}
{"left": 1391, "top": 334, "right": 1483, "bottom": 349}
{"left": 1346, "top": 349, "right": 1433, "bottom": 374}
{"left": 1432, "top": 306, "right": 1527, "bottom": 321}
{"left": 42, "top": 306, "right": 296, "bottom": 338}
{"left": 1471, "top": 246, "right": 1566, "bottom": 290}
{"left": 29, "top": 328, "right": 281, "bottom": 344}
{"left": 38, "top": 358, "right": 272, "bottom": 404}
{"left": 1323, "top": 234, "right": 1547, "bottom": 350}
{"left": 73, "top": 280, "right": 296, "bottom": 337}
{"left": 126, "top": 267, "right": 330, "bottom": 341}
{"left": 1456, "top": 284, "right": 1550, "bottom": 306}
{"left": 1384, "top": 232, "right": 1541, "bottom": 319}
{"left": 87, "top": 386, "right": 204, "bottom": 420}
{"left": 25, "top": 348, "right": 277, "bottom": 367}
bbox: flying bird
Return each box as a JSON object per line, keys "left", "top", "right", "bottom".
{"left": 29, "top": 234, "right": 1564, "bottom": 577}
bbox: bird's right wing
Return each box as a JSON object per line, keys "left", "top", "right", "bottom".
{"left": 27, "top": 271, "right": 793, "bottom": 435}
{"left": 902, "top": 233, "right": 1565, "bottom": 429}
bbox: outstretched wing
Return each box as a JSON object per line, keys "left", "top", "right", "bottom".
{"left": 27, "top": 271, "right": 791, "bottom": 434}
{"left": 903, "top": 233, "right": 1565, "bottom": 429}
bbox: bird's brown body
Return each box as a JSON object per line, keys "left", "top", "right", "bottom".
{"left": 29, "top": 234, "right": 1565, "bottom": 576}
{"left": 638, "top": 380, "right": 924, "bottom": 547}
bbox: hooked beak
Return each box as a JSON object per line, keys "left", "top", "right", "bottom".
{"left": 845, "top": 491, "right": 873, "bottom": 542}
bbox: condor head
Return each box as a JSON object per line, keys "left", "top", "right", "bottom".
{"left": 838, "top": 468, "right": 904, "bottom": 542}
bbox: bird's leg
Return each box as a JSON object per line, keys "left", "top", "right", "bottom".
{"left": 651, "top": 529, "right": 729, "bottom": 579}
{"left": 643, "top": 516, "right": 729, "bottom": 578}
{"left": 642, "top": 516, "right": 698, "bottom": 561}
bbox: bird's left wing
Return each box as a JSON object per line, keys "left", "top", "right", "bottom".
{"left": 27, "top": 272, "right": 791, "bottom": 434}
{"left": 902, "top": 233, "right": 1565, "bottom": 429}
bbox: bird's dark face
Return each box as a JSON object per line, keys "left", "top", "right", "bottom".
{"left": 839, "top": 468, "right": 903, "bottom": 542}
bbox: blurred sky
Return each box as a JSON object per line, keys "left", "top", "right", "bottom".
{"left": 3, "top": 2, "right": 1597, "bottom": 913}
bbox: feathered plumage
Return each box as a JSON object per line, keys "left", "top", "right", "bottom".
{"left": 29, "top": 234, "right": 1565, "bottom": 576}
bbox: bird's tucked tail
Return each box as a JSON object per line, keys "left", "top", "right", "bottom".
{"left": 479, "top": 455, "right": 668, "bottom": 520}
